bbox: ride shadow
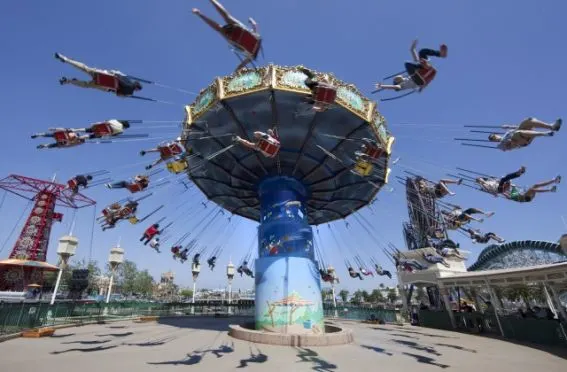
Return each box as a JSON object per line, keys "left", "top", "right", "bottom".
{"left": 62, "top": 339, "right": 111, "bottom": 345}
{"left": 360, "top": 344, "right": 393, "bottom": 356}
{"left": 50, "top": 345, "right": 118, "bottom": 355}
{"left": 402, "top": 352, "right": 449, "bottom": 369}
{"left": 295, "top": 347, "right": 338, "bottom": 371}
{"left": 392, "top": 328, "right": 456, "bottom": 339}
{"left": 49, "top": 333, "right": 75, "bottom": 338}
{"left": 95, "top": 332, "right": 134, "bottom": 338}
{"left": 157, "top": 315, "right": 252, "bottom": 331}
{"left": 147, "top": 341, "right": 236, "bottom": 366}
{"left": 435, "top": 343, "right": 477, "bottom": 353}
{"left": 392, "top": 339, "right": 441, "bottom": 356}
{"left": 237, "top": 345, "right": 268, "bottom": 368}
{"left": 123, "top": 336, "right": 176, "bottom": 347}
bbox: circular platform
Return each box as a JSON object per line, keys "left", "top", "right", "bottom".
{"left": 229, "top": 322, "right": 354, "bottom": 346}
{"left": 182, "top": 65, "right": 394, "bottom": 225}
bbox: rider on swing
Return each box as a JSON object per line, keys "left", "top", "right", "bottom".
{"left": 149, "top": 237, "right": 160, "bottom": 253}
{"left": 67, "top": 174, "right": 93, "bottom": 194}
{"left": 375, "top": 264, "right": 392, "bottom": 279}
{"left": 237, "top": 260, "right": 254, "bottom": 278}
{"left": 234, "top": 129, "right": 280, "bottom": 158}
{"left": 348, "top": 267, "right": 364, "bottom": 280}
{"left": 207, "top": 256, "right": 217, "bottom": 270}
{"left": 298, "top": 67, "right": 336, "bottom": 112}
{"left": 192, "top": 0, "right": 261, "bottom": 71}
{"left": 375, "top": 40, "right": 447, "bottom": 93}
{"left": 465, "top": 228, "right": 505, "bottom": 244}
{"left": 55, "top": 53, "right": 143, "bottom": 97}
{"left": 106, "top": 174, "right": 150, "bottom": 193}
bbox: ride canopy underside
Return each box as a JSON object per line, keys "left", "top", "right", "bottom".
{"left": 183, "top": 65, "right": 394, "bottom": 225}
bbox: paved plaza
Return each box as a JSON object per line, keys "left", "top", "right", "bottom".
{"left": 1, "top": 317, "right": 566, "bottom": 371}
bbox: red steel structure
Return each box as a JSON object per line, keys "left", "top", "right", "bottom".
{"left": 0, "top": 175, "right": 95, "bottom": 290}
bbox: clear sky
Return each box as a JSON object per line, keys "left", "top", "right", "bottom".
{"left": 1, "top": 0, "right": 565, "bottom": 293}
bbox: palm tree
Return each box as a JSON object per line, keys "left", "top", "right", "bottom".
{"left": 339, "top": 289, "right": 349, "bottom": 303}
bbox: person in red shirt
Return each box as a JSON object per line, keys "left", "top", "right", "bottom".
{"left": 140, "top": 224, "right": 160, "bottom": 245}
{"left": 404, "top": 39, "right": 447, "bottom": 90}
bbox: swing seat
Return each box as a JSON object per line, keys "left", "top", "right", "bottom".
{"left": 167, "top": 159, "right": 188, "bottom": 174}
{"left": 314, "top": 84, "right": 337, "bottom": 104}
{"left": 226, "top": 26, "right": 261, "bottom": 58}
{"left": 159, "top": 143, "right": 185, "bottom": 159}
{"left": 128, "top": 216, "right": 139, "bottom": 224}
{"left": 363, "top": 145, "right": 383, "bottom": 160}
{"left": 91, "top": 122, "right": 113, "bottom": 137}
{"left": 53, "top": 130, "right": 74, "bottom": 143}
{"left": 93, "top": 72, "right": 119, "bottom": 91}
{"left": 127, "top": 183, "right": 144, "bottom": 193}
{"left": 53, "top": 212, "right": 63, "bottom": 222}
{"left": 67, "top": 179, "right": 78, "bottom": 190}
{"left": 256, "top": 137, "right": 280, "bottom": 158}
{"left": 352, "top": 160, "right": 373, "bottom": 177}
{"left": 414, "top": 64, "right": 437, "bottom": 86}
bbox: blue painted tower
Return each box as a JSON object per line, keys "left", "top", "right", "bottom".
{"left": 254, "top": 176, "right": 324, "bottom": 334}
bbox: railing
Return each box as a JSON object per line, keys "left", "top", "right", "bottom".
{"left": 0, "top": 301, "right": 399, "bottom": 336}
{"left": 419, "top": 309, "right": 567, "bottom": 347}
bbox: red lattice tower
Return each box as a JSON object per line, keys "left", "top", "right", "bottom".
{"left": 0, "top": 175, "right": 95, "bottom": 289}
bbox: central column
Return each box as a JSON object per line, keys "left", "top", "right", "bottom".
{"left": 255, "top": 176, "right": 324, "bottom": 334}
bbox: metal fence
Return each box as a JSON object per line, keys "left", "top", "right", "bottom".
{"left": 0, "top": 301, "right": 399, "bottom": 336}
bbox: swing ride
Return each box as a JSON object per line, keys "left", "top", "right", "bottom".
{"left": 180, "top": 64, "right": 393, "bottom": 333}
{"left": 0, "top": 175, "right": 95, "bottom": 290}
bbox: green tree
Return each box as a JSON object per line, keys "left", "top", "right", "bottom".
{"left": 109, "top": 260, "right": 138, "bottom": 295}
{"left": 134, "top": 269, "right": 154, "bottom": 296}
{"left": 387, "top": 288, "right": 399, "bottom": 304}
{"left": 352, "top": 290, "right": 363, "bottom": 304}
{"left": 370, "top": 289, "right": 384, "bottom": 303}
{"left": 339, "top": 289, "right": 349, "bottom": 302}
{"left": 179, "top": 289, "right": 194, "bottom": 298}
{"left": 361, "top": 290, "right": 370, "bottom": 303}
{"left": 321, "top": 288, "right": 332, "bottom": 301}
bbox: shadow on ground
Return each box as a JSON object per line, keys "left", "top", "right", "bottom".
{"left": 403, "top": 352, "right": 449, "bottom": 369}
{"left": 157, "top": 316, "right": 252, "bottom": 331}
{"left": 237, "top": 345, "right": 268, "bottom": 368}
{"left": 49, "top": 333, "right": 75, "bottom": 338}
{"left": 62, "top": 339, "right": 111, "bottom": 345}
{"left": 360, "top": 344, "right": 393, "bottom": 356}
{"left": 435, "top": 343, "right": 477, "bottom": 353}
{"left": 123, "top": 337, "right": 176, "bottom": 347}
{"left": 95, "top": 332, "right": 133, "bottom": 338}
{"left": 393, "top": 339, "right": 441, "bottom": 356}
{"left": 51, "top": 345, "right": 118, "bottom": 355}
{"left": 296, "top": 347, "right": 338, "bottom": 371}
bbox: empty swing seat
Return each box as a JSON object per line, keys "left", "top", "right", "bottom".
{"left": 167, "top": 160, "right": 188, "bottom": 174}
{"left": 159, "top": 143, "right": 184, "bottom": 159}
{"left": 363, "top": 145, "right": 383, "bottom": 160}
{"left": 313, "top": 84, "right": 337, "bottom": 104}
{"left": 352, "top": 160, "right": 373, "bottom": 177}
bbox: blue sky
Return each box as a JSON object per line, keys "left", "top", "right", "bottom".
{"left": 1, "top": 0, "right": 565, "bottom": 293}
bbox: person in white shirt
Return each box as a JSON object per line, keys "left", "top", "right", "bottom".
{"left": 488, "top": 118, "right": 561, "bottom": 151}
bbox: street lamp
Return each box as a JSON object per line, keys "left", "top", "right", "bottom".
{"left": 227, "top": 261, "right": 235, "bottom": 314}
{"left": 191, "top": 260, "right": 201, "bottom": 304}
{"left": 50, "top": 235, "right": 78, "bottom": 305}
{"left": 106, "top": 246, "right": 124, "bottom": 303}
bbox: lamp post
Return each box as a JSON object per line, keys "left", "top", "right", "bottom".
{"left": 191, "top": 260, "right": 201, "bottom": 313}
{"left": 227, "top": 261, "right": 235, "bottom": 314}
{"left": 50, "top": 235, "right": 78, "bottom": 305}
{"left": 106, "top": 246, "right": 124, "bottom": 303}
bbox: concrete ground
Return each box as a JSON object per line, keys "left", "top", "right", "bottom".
{"left": 1, "top": 317, "right": 566, "bottom": 371}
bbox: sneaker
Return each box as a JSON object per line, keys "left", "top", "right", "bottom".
{"left": 54, "top": 52, "right": 64, "bottom": 62}
{"left": 192, "top": 8, "right": 200, "bottom": 14}
{"left": 105, "top": 183, "right": 112, "bottom": 189}
{"left": 548, "top": 131, "right": 555, "bottom": 136}
{"left": 553, "top": 118, "right": 562, "bottom": 131}
{"left": 551, "top": 186, "right": 558, "bottom": 192}
{"left": 440, "top": 44, "right": 448, "bottom": 58}
{"left": 59, "top": 77, "right": 67, "bottom": 85}
{"left": 139, "top": 150, "right": 146, "bottom": 156}
{"left": 457, "top": 178, "right": 463, "bottom": 185}
{"left": 31, "top": 134, "right": 38, "bottom": 139}
{"left": 519, "top": 166, "right": 526, "bottom": 174}
{"left": 485, "top": 212, "right": 495, "bottom": 218}
{"left": 555, "top": 175, "right": 561, "bottom": 184}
